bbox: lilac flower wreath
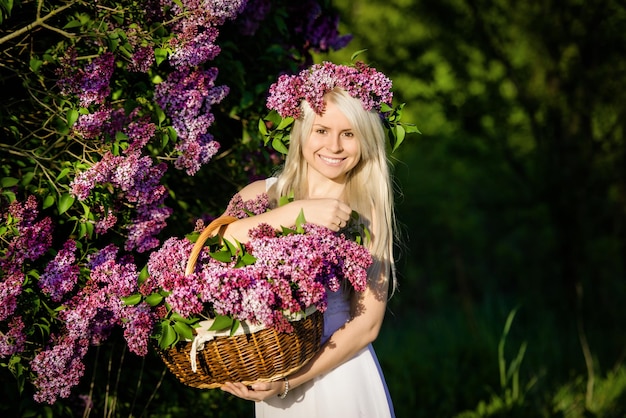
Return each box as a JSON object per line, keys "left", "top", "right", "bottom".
{"left": 259, "top": 58, "right": 419, "bottom": 154}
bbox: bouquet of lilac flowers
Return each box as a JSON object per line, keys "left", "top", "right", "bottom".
{"left": 126, "top": 193, "right": 372, "bottom": 352}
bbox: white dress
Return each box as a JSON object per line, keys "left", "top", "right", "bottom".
{"left": 254, "top": 287, "right": 396, "bottom": 418}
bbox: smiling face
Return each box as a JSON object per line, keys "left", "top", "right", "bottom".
{"left": 302, "top": 99, "right": 361, "bottom": 186}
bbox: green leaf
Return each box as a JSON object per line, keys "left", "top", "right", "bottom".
{"left": 66, "top": 109, "right": 79, "bottom": 128}
{"left": 159, "top": 323, "right": 177, "bottom": 349}
{"left": 0, "top": 177, "right": 19, "bottom": 188}
{"left": 170, "top": 312, "right": 199, "bottom": 325}
{"left": 29, "top": 58, "right": 43, "bottom": 73}
{"left": 272, "top": 137, "right": 289, "bottom": 154}
{"left": 209, "top": 249, "right": 234, "bottom": 263}
{"left": 380, "top": 102, "right": 393, "bottom": 113}
{"left": 57, "top": 193, "right": 75, "bottom": 214}
{"left": 208, "top": 315, "right": 234, "bottom": 332}
{"left": 276, "top": 116, "right": 294, "bottom": 130}
{"left": 63, "top": 19, "right": 83, "bottom": 29}
{"left": 240, "top": 253, "right": 257, "bottom": 266}
{"left": 122, "top": 294, "right": 142, "bottom": 306}
{"left": 229, "top": 319, "right": 241, "bottom": 336}
{"left": 42, "top": 195, "right": 55, "bottom": 209}
{"left": 2, "top": 191, "right": 16, "bottom": 202}
{"left": 145, "top": 293, "right": 164, "bottom": 306}
{"left": 258, "top": 118, "right": 268, "bottom": 135}
{"left": 55, "top": 167, "right": 71, "bottom": 182}
{"left": 20, "top": 171, "right": 34, "bottom": 186}
{"left": 295, "top": 209, "right": 306, "bottom": 233}
{"left": 138, "top": 265, "right": 149, "bottom": 284}
{"left": 173, "top": 321, "right": 195, "bottom": 341}
{"left": 155, "top": 105, "right": 166, "bottom": 125}
{"left": 280, "top": 226, "right": 297, "bottom": 236}
{"left": 154, "top": 48, "right": 169, "bottom": 66}
{"left": 392, "top": 125, "right": 406, "bottom": 152}
{"left": 223, "top": 238, "right": 240, "bottom": 256}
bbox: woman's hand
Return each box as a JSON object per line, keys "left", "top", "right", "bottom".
{"left": 289, "top": 198, "right": 352, "bottom": 231}
{"left": 221, "top": 380, "right": 284, "bottom": 402}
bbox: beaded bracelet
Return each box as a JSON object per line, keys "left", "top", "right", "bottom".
{"left": 277, "top": 377, "right": 289, "bottom": 399}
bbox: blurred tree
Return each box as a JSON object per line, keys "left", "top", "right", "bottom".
{"left": 323, "top": 0, "right": 626, "bottom": 410}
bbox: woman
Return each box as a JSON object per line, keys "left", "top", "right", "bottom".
{"left": 220, "top": 62, "right": 399, "bottom": 418}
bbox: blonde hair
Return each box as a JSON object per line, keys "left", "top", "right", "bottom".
{"left": 272, "top": 88, "right": 397, "bottom": 291}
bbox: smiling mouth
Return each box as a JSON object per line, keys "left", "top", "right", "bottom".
{"left": 319, "top": 155, "right": 344, "bottom": 165}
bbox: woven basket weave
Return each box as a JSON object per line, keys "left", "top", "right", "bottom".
{"left": 159, "top": 215, "right": 323, "bottom": 389}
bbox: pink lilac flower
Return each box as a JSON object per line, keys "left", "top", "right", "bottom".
{"left": 297, "top": 1, "right": 352, "bottom": 52}
{"left": 154, "top": 68, "right": 228, "bottom": 174}
{"left": 267, "top": 61, "right": 393, "bottom": 119}
{"left": 70, "top": 151, "right": 172, "bottom": 252}
{"left": 225, "top": 192, "right": 271, "bottom": 219}
{"left": 2, "top": 195, "right": 53, "bottom": 264}
{"left": 73, "top": 107, "right": 126, "bottom": 140}
{"left": 121, "top": 303, "right": 156, "bottom": 356}
{"left": 144, "top": 194, "right": 371, "bottom": 333}
{"left": 39, "top": 240, "right": 80, "bottom": 302}
{"left": 95, "top": 206, "right": 118, "bottom": 234}
{"left": 56, "top": 52, "right": 115, "bottom": 108}
{"left": 0, "top": 270, "right": 23, "bottom": 322}
{"left": 145, "top": 237, "right": 194, "bottom": 293}
{"left": 0, "top": 316, "right": 26, "bottom": 357}
{"left": 236, "top": 0, "right": 270, "bottom": 36}
{"left": 169, "top": 25, "right": 222, "bottom": 68}
{"left": 0, "top": 196, "right": 53, "bottom": 320}
{"left": 53, "top": 244, "right": 140, "bottom": 359}
{"left": 129, "top": 46, "right": 155, "bottom": 73}
{"left": 125, "top": 205, "right": 173, "bottom": 253}
{"left": 31, "top": 335, "right": 89, "bottom": 404}
{"left": 123, "top": 118, "right": 157, "bottom": 155}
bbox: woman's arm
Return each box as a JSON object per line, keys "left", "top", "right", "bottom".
{"left": 220, "top": 262, "right": 390, "bottom": 401}
{"left": 222, "top": 180, "right": 353, "bottom": 243}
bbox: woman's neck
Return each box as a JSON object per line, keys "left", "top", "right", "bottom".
{"left": 306, "top": 178, "right": 346, "bottom": 201}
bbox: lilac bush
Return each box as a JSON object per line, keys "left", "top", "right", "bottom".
{"left": 0, "top": 0, "right": 351, "bottom": 411}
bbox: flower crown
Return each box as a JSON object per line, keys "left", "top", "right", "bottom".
{"left": 258, "top": 58, "right": 419, "bottom": 154}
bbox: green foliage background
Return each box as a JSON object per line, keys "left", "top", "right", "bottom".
{"left": 319, "top": 0, "right": 626, "bottom": 416}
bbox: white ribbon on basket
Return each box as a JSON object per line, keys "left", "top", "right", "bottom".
{"left": 189, "top": 305, "right": 318, "bottom": 373}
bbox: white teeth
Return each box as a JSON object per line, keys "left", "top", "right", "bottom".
{"left": 319, "top": 155, "right": 342, "bottom": 164}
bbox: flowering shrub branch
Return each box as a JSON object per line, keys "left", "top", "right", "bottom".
{"left": 0, "top": 0, "right": 352, "bottom": 410}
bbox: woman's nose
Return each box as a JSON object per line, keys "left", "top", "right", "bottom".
{"left": 327, "top": 134, "right": 343, "bottom": 153}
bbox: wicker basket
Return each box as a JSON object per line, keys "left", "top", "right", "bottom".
{"left": 158, "top": 215, "right": 324, "bottom": 389}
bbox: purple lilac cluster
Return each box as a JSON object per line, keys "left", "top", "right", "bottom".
{"left": 30, "top": 335, "right": 89, "bottom": 404}
{"left": 0, "top": 196, "right": 53, "bottom": 323}
{"left": 0, "top": 316, "right": 26, "bottom": 358}
{"left": 153, "top": 0, "right": 247, "bottom": 175}
{"left": 38, "top": 240, "right": 80, "bottom": 302}
{"left": 235, "top": 0, "right": 270, "bottom": 36}
{"left": 267, "top": 61, "right": 394, "bottom": 119}
{"left": 70, "top": 121, "right": 173, "bottom": 252}
{"left": 30, "top": 244, "right": 151, "bottom": 403}
{"left": 56, "top": 50, "right": 115, "bottom": 108}
{"left": 155, "top": 68, "right": 228, "bottom": 175}
{"left": 224, "top": 191, "right": 271, "bottom": 218}
{"left": 145, "top": 219, "right": 370, "bottom": 334}
{"left": 290, "top": 1, "right": 352, "bottom": 53}
{"left": 142, "top": 193, "right": 371, "bottom": 337}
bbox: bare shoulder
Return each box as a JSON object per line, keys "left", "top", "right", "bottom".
{"left": 237, "top": 179, "right": 269, "bottom": 201}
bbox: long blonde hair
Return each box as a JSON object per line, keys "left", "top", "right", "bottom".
{"left": 272, "top": 88, "right": 397, "bottom": 290}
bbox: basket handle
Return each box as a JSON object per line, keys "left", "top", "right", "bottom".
{"left": 185, "top": 215, "right": 239, "bottom": 276}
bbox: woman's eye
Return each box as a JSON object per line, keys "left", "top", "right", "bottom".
{"left": 343, "top": 132, "right": 354, "bottom": 138}
{"left": 316, "top": 129, "right": 327, "bottom": 134}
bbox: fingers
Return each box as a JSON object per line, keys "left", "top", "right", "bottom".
{"left": 220, "top": 381, "right": 277, "bottom": 402}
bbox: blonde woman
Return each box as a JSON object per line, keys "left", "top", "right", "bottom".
{"left": 220, "top": 62, "right": 402, "bottom": 418}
